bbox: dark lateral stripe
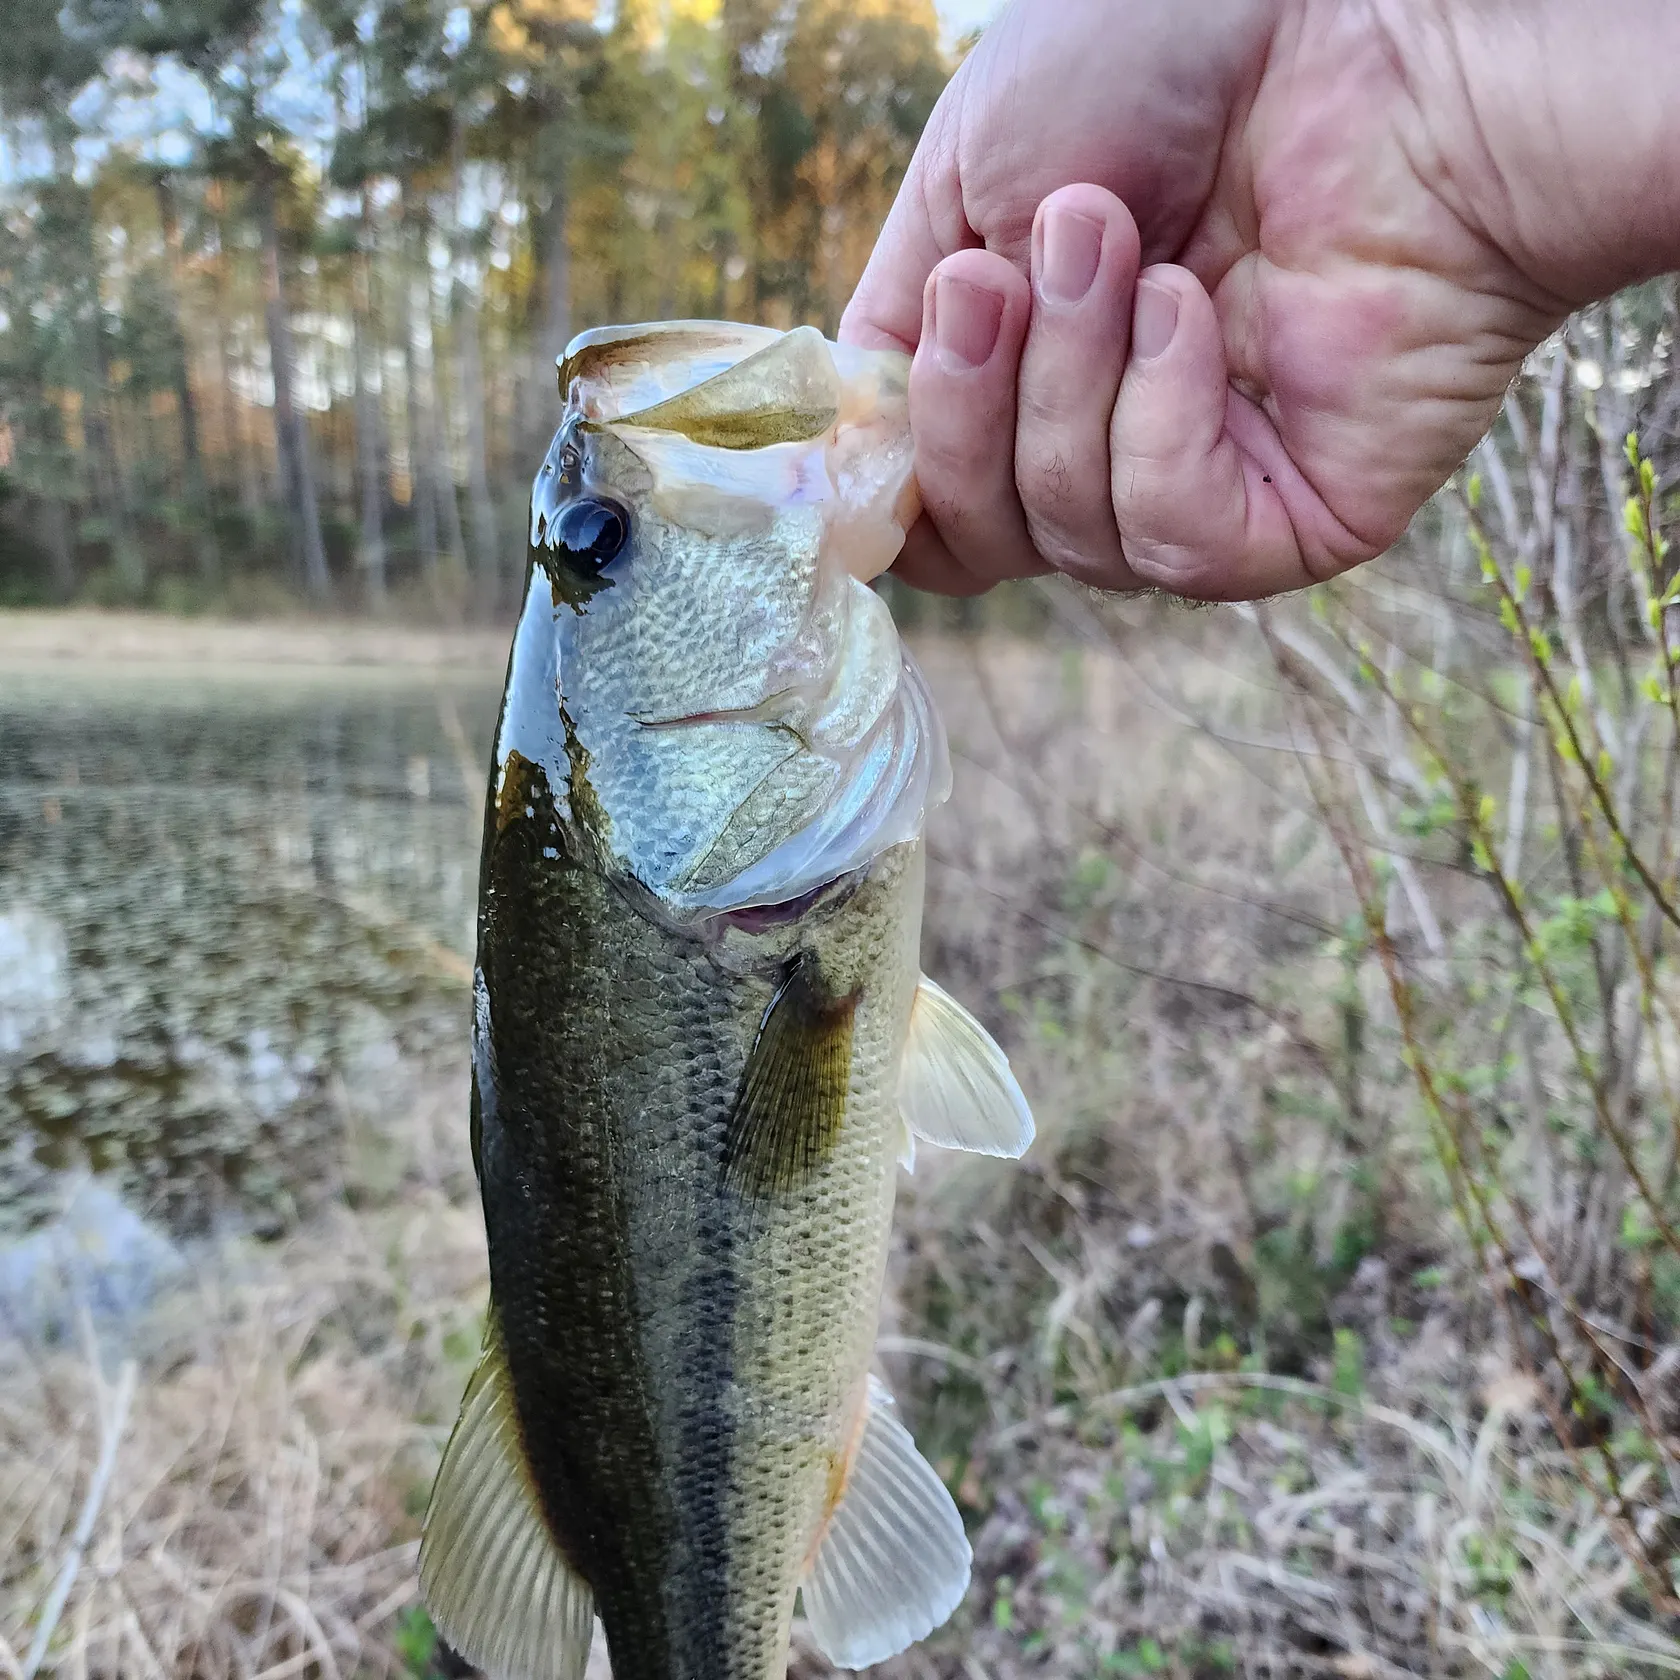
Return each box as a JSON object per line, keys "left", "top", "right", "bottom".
{"left": 477, "top": 757, "right": 675, "bottom": 1677}
{"left": 721, "top": 953, "right": 857, "bottom": 1202}
{"left": 667, "top": 971, "right": 741, "bottom": 1675}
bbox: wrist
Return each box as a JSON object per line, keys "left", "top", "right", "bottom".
{"left": 1400, "top": 0, "right": 1680, "bottom": 308}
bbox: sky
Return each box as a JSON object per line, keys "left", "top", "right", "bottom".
{"left": 1, "top": 0, "right": 1008, "bottom": 188}
{"left": 934, "top": 0, "right": 1001, "bottom": 46}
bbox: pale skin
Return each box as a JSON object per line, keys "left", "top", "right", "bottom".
{"left": 840, "top": 0, "right": 1680, "bottom": 600}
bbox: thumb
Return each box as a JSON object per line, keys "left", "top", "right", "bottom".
{"left": 1109, "top": 265, "right": 1375, "bottom": 598}
{"left": 838, "top": 84, "right": 976, "bottom": 354}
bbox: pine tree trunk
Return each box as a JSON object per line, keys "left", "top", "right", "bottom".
{"left": 397, "top": 219, "right": 439, "bottom": 582}
{"left": 354, "top": 189, "right": 387, "bottom": 606}
{"left": 457, "top": 281, "right": 500, "bottom": 611}
{"left": 541, "top": 175, "right": 571, "bottom": 376}
{"left": 210, "top": 202, "right": 266, "bottom": 526}
{"left": 81, "top": 355, "right": 140, "bottom": 595}
{"left": 40, "top": 493, "right": 75, "bottom": 602}
{"left": 519, "top": 146, "right": 571, "bottom": 455}
{"left": 449, "top": 122, "right": 499, "bottom": 612}
{"left": 64, "top": 170, "right": 141, "bottom": 595}
{"left": 427, "top": 308, "right": 468, "bottom": 576}
{"left": 153, "top": 173, "right": 219, "bottom": 585}
{"left": 255, "top": 166, "right": 331, "bottom": 602}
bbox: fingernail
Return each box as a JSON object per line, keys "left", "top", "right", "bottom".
{"left": 934, "top": 274, "right": 1004, "bottom": 370}
{"left": 1133, "top": 280, "right": 1179, "bottom": 361}
{"left": 1038, "top": 207, "right": 1103, "bottom": 304}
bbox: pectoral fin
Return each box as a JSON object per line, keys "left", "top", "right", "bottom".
{"left": 801, "top": 1377, "right": 972, "bottom": 1669}
{"left": 722, "top": 953, "right": 857, "bottom": 1200}
{"left": 419, "top": 1322, "right": 594, "bottom": 1680}
{"left": 616, "top": 325, "right": 841, "bottom": 449}
{"left": 899, "top": 976, "right": 1034, "bottom": 1161}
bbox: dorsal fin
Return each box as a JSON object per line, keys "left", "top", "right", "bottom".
{"left": 615, "top": 325, "right": 841, "bottom": 450}
{"left": 721, "top": 953, "right": 857, "bottom": 1201}
{"left": 801, "top": 1377, "right": 971, "bottom": 1668}
{"left": 419, "top": 1321, "right": 595, "bottom": 1680}
{"left": 558, "top": 321, "right": 777, "bottom": 408}
{"left": 899, "top": 975, "right": 1034, "bottom": 1161}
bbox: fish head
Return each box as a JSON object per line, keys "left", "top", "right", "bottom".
{"left": 501, "top": 321, "right": 948, "bottom": 914}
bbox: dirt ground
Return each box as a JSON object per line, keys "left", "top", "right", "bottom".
{"left": 0, "top": 608, "right": 509, "bottom": 676}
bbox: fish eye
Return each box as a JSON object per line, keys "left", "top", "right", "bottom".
{"left": 555, "top": 498, "right": 630, "bottom": 576}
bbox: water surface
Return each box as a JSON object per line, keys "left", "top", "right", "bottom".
{"left": 0, "top": 660, "right": 502, "bottom": 1239}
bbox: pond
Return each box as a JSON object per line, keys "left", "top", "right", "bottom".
{"left": 0, "top": 658, "right": 503, "bottom": 1242}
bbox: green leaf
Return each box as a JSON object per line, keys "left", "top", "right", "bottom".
{"left": 1332, "top": 1328, "right": 1365, "bottom": 1398}
{"left": 1622, "top": 1203, "right": 1657, "bottom": 1248}
{"left": 392, "top": 1607, "right": 437, "bottom": 1676}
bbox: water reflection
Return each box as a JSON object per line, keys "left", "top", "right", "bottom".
{"left": 0, "top": 665, "right": 501, "bottom": 1239}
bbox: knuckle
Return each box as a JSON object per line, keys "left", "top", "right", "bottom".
{"left": 1020, "top": 512, "right": 1087, "bottom": 576}
{"left": 1016, "top": 380, "right": 1072, "bottom": 432}
{"left": 1015, "top": 434, "right": 1079, "bottom": 512}
{"left": 913, "top": 422, "right": 985, "bottom": 488}
{"left": 1016, "top": 431, "right": 1118, "bottom": 566}
{"left": 1108, "top": 454, "right": 1177, "bottom": 528}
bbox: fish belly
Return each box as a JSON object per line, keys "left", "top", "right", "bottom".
{"left": 474, "top": 799, "right": 922, "bottom": 1680}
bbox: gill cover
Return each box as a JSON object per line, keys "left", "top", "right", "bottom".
{"left": 498, "top": 321, "right": 948, "bottom": 913}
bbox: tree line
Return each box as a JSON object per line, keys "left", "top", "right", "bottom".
{"left": 0, "top": 0, "right": 950, "bottom": 616}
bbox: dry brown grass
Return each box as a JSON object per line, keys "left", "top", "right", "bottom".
{"left": 0, "top": 1194, "right": 486, "bottom": 1680}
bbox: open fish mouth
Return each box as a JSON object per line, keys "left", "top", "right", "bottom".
{"left": 711, "top": 873, "right": 854, "bottom": 933}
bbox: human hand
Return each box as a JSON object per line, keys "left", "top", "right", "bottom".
{"left": 841, "top": 0, "right": 1680, "bottom": 599}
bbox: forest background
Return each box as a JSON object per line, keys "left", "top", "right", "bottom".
{"left": 0, "top": 0, "right": 954, "bottom": 616}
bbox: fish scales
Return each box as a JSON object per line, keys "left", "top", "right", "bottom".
{"left": 422, "top": 321, "right": 1033, "bottom": 1680}
{"left": 480, "top": 755, "right": 922, "bottom": 1677}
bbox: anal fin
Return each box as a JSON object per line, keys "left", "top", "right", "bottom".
{"left": 419, "top": 1321, "right": 594, "bottom": 1680}
{"left": 801, "top": 1378, "right": 971, "bottom": 1669}
{"left": 899, "top": 976, "right": 1034, "bottom": 1162}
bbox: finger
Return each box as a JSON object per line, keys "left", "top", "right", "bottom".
{"left": 905, "top": 249, "right": 1047, "bottom": 593}
{"left": 1014, "top": 184, "right": 1143, "bottom": 586}
{"left": 839, "top": 67, "right": 976, "bottom": 353}
{"left": 889, "top": 518, "right": 1001, "bottom": 597}
{"left": 1109, "top": 264, "right": 1374, "bottom": 599}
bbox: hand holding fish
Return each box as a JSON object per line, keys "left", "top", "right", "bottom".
{"left": 841, "top": 0, "right": 1680, "bottom": 601}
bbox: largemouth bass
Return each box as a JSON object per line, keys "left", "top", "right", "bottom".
{"left": 419, "top": 321, "right": 1033, "bottom": 1680}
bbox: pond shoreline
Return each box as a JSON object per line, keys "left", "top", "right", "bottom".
{"left": 0, "top": 607, "right": 510, "bottom": 675}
